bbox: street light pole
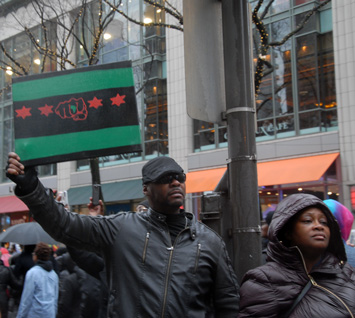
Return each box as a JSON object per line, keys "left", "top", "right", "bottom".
{"left": 221, "top": 0, "right": 261, "bottom": 281}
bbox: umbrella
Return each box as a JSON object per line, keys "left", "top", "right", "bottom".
{"left": 0, "top": 222, "right": 58, "bottom": 245}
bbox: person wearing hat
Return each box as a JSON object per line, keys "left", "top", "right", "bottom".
{"left": 6, "top": 153, "right": 240, "bottom": 317}
{"left": 17, "top": 242, "right": 58, "bottom": 318}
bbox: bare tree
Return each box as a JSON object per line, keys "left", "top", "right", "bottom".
{"left": 0, "top": 0, "right": 332, "bottom": 206}
{"left": 0, "top": 0, "right": 182, "bottom": 207}
{"left": 253, "top": 0, "right": 332, "bottom": 97}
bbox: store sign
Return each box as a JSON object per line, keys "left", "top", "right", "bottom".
{"left": 257, "top": 120, "right": 291, "bottom": 136}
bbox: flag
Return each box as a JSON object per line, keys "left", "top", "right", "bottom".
{"left": 12, "top": 61, "right": 142, "bottom": 166}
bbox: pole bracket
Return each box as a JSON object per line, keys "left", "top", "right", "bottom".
{"left": 227, "top": 154, "right": 257, "bottom": 162}
{"left": 233, "top": 226, "right": 261, "bottom": 234}
{"left": 221, "top": 107, "right": 255, "bottom": 120}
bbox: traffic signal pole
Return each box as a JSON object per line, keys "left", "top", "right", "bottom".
{"left": 221, "top": 0, "right": 262, "bottom": 281}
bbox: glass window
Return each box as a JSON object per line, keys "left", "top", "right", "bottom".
{"left": 318, "top": 33, "right": 337, "bottom": 131}
{"left": 294, "top": 0, "right": 313, "bottom": 5}
{"left": 256, "top": 72, "right": 273, "bottom": 120}
{"left": 299, "top": 110, "right": 321, "bottom": 134}
{"left": 256, "top": 119, "right": 276, "bottom": 141}
{"left": 75, "top": 1, "right": 167, "bottom": 170}
{"left": 1, "top": 25, "right": 57, "bottom": 180}
{"left": 320, "top": 9, "right": 332, "bottom": 33}
{"left": 143, "top": 1, "right": 166, "bottom": 38}
{"left": 275, "top": 115, "right": 295, "bottom": 138}
{"left": 218, "top": 125, "right": 228, "bottom": 148}
{"left": 143, "top": 79, "right": 167, "bottom": 156}
{"left": 295, "top": 12, "right": 317, "bottom": 35}
{"left": 194, "top": 121, "right": 216, "bottom": 152}
{"left": 297, "top": 34, "right": 318, "bottom": 111}
{"left": 128, "top": 1, "right": 141, "bottom": 43}
{"left": 271, "top": 18, "right": 293, "bottom": 116}
{"left": 270, "top": 0, "right": 289, "bottom": 14}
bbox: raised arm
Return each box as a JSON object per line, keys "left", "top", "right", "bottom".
{"left": 6, "top": 152, "right": 118, "bottom": 253}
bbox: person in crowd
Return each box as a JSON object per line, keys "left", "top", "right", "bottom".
{"left": 9, "top": 244, "right": 36, "bottom": 316}
{"left": 136, "top": 199, "right": 149, "bottom": 212}
{"left": 6, "top": 153, "right": 239, "bottom": 317}
{"left": 0, "top": 256, "right": 21, "bottom": 318}
{"left": 56, "top": 252, "right": 86, "bottom": 318}
{"left": 13, "top": 245, "right": 35, "bottom": 280}
{"left": 324, "top": 199, "right": 355, "bottom": 267}
{"left": 8, "top": 243, "right": 21, "bottom": 257}
{"left": 238, "top": 193, "right": 355, "bottom": 317}
{"left": 66, "top": 245, "right": 107, "bottom": 318}
{"left": 0, "top": 247, "right": 11, "bottom": 267}
{"left": 66, "top": 205, "right": 108, "bottom": 318}
{"left": 261, "top": 210, "right": 274, "bottom": 264}
{"left": 17, "top": 242, "right": 58, "bottom": 318}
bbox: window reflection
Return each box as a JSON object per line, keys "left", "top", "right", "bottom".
{"left": 256, "top": 72, "right": 273, "bottom": 119}
{"left": 0, "top": 25, "right": 57, "bottom": 181}
{"left": 195, "top": 2, "right": 337, "bottom": 148}
{"left": 297, "top": 34, "right": 318, "bottom": 112}
{"left": 271, "top": 18, "right": 293, "bottom": 116}
{"left": 144, "top": 79, "right": 168, "bottom": 156}
{"left": 74, "top": 1, "right": 167, "bottom": 169}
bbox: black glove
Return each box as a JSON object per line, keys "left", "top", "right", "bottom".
{"left": 6, "top": 166, "right": 38, "bottom": 195}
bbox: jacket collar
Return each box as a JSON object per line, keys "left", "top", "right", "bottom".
{"left": 147, "top": 208, "right": 197, "bottom": 240}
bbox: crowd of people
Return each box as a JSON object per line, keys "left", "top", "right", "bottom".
{"left": 4, "top": 152, "right": 355, "bottom": 317}
{"left": 0, "top": 241, "right": 110, "bottom": 318}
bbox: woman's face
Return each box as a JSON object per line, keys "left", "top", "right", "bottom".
{"left": 288, "top": 207, "right": 330, "bottom": 257}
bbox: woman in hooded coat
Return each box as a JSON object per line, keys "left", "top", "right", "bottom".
{"left": 238, "top": 193, "right": 355, "bottom": 318}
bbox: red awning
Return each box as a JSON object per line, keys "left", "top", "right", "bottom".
{"left": 0, "top": 196, "right": 29, "bottom": 214}
{"left": 185, "top": 153, "right": 339, "bottom": 193}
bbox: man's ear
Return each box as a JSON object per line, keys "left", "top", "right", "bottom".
{"left": 143, "top": 184, "right": 149, "bottom": 196}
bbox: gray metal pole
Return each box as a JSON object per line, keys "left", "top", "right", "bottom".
{"left": 221, "top": 0, "right": 261, "bottom": 282}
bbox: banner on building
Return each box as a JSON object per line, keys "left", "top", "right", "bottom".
{"left": 12, "top": 61, "right": 141, "bottom": 166}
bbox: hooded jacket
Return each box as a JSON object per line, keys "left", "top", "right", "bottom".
{"left": 238, "top": 193, "right": 355, "bottom": 318}
{"left": 17, "top": 260, "right": 58, "bottom": 318}
{"left": 17, "top": 181, "right": 239, "bottom": 318}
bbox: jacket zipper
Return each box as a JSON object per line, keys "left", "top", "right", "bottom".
{"left": 309, "top": 275, "right": 354, "bottom": 317}
{"left": 161, "top": 224, "right": 190, "bottom": 318}
{"left": 295, "top": 246, "right": 353, "bottom": 317}
{"left": 161, "top": 246, "right": 174, "bottom": 318}
{"left": 194, "top": 243, "right": 201, "bottom": 273}
{"left": 142, "top": 232, "right": 150, "bottom": 264}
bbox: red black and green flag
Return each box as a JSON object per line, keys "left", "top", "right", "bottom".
{"left": 12, "top": 61, "right": 142, "bottom": 166}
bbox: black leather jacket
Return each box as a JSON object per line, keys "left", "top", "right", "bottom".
{"left": 238, "top": 193, "right": 355, "bottom": 317}
{"left": 17, "top": 182, "right": 239, "bottom": 318}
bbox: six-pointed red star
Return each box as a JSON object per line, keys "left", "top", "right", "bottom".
{"left": 110, "top": 93, "right": 126, "bottom": 107}
{"left": 88, "top": 96, "right": 103, "bottom": 109}
{"left": 38, "top": 104, "right": 54, "bottom": 117}
{"left": 15, "top": 106, "right": 32, "bottom": 119}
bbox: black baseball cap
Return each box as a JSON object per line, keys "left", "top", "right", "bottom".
{"left": 142, "top": 157, "right": 184, "bottom": 184}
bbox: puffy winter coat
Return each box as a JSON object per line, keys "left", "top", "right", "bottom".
{"left": 17, "top": 182, "right": 239, "bottom": 318}
{"left": 238, "top": 193, "right": 355, "bottom": 318}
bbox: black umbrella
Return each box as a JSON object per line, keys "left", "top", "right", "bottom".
{"left": 0, "top": 222, "right": 58, "bottom": 245}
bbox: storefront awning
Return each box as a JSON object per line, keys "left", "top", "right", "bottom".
{"left": 67, "top": 179, "right": 144, "bottom": 206}
{"left": 0, "top": 196, "right": 29, "bottom": 214}
{"left": 257, "top": 152, "right": 339, "bottom": 186}
{"left": 186, "top": 168, "right": 226, "bottom": 193}
{"left": 185, "top": 152, "right": 339, "bottom": 192}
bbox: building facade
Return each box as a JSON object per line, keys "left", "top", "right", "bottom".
{"left": 0, "top": 0, "right": 354, "bottom": 231}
